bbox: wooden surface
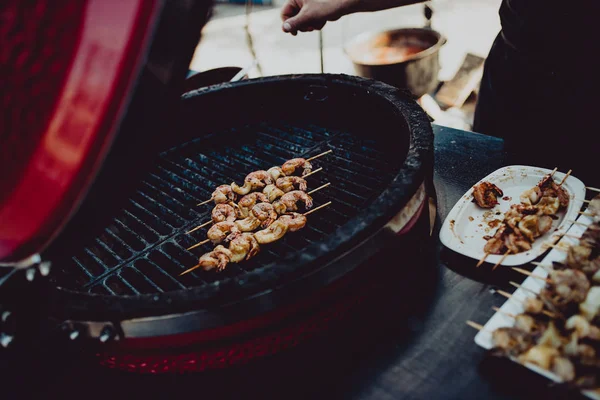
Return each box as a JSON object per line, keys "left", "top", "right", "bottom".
{"left": 11, "top": 125, "right": 587, "bottom": 400}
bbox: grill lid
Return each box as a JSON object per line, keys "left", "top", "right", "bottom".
{"left": 0, "top": 0, "right": 212, "bottom": 263}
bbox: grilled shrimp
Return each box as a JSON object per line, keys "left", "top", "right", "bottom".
{"left": 279, "top": 190, "right": 313, "bottom": 211}
{"left": 207, "top": 221, "right": 239, "bottom": 244}
{"left": 255, "top": 219, "right": 289, "bottom": 244}
{"left": 228, "top": 232, "right": 260, "bottom": 262}
{"left": 199, "top": 245, "right": 232, "bottom": 272}
{"left": 252, "top": 203, "right": 278, "bottom": 228}
{"left": 238, "top": 192, "right": 269, "bottom": 218}
{"left": 235, "top": 216, "right": 262, "bottom": 232}
{"left": 276, "top": 176, "right": 308, "bottom": 193}
{"left": 263, "top": 184, "right": 285, "bottom": 202}
{"left": 268, "top": 166, "right": 285, "bottom": 181}
{"left": 212, "top": 185, "right": 236, "bottom": 204}
{"left": 211, "top": 203, "right": 237, "bottom": 223}
{"left": 231, "top": 170, "right": 273, "bottom": 195}
{"left": 278, "top": 212, "right": 307, "bottom": 232}
{"left": 282, "top": 158, "right": 312, "bottom": 176}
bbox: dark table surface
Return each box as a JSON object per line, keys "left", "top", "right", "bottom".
{"left": 11, "top": 124, "right": 587, "bottom": 400}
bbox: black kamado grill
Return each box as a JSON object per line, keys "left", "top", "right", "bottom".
{"left": 0, "top": 1, "right": 435, "bottom": 376}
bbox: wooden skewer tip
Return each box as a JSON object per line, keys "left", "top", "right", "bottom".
{"left": 197, "top": 199, "right": 213, "bottom": 206}
{"left": 492, "top": 249, "right": 511, "bottom": 271}
{"left": 180, "top": 264, "right": 201, "bottom": 276}
{"left": 549, "top": 167, "right": 558, "bottom": 177}
{"left": 306, "top": 149, "right": 333, "bottom": 162}
{"left": 466, "top": 320, "right": 485, "bottom": 331}
{"left": 558, "top": 169, "right": 572, "bottom": 186}
{"left": 586, "top": 186, "right": 600, "bottom": 193}
{"left": 302, "top": 167, "right": 323, "bottom": 178}
{"left": 187, "top": 239, "right": 210, "bottom": 251}
{"left": 308, "top": 182, "right": 331, "bottom": 195}
{"left": 476, "top": 253, "right": 489, "bottom": 268}
{"left": 304, "top": 201, "right": 332, "bottom": 216}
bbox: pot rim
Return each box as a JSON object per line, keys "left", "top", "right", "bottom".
{"left": 344, "top": 27, "right": 447, "bottom": 67}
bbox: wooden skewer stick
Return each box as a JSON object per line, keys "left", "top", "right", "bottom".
{"left": 495, "top": 289, "right": 555, "bottom": 318}
{"left": 304, "top": 201, "right": 332, "bottom": 216}
{"left": 186, "top": 220, "right": 213, "bottom": 235}
{"left": 492, "top": 306, "right": 516, "bottom": 318}
{"left": 511, "top": 267, "right": 552, "bottom": 284}
{"left": 183, "top": 201, "right": 333, "bottom": 275}
{"left": 466, "top": 320, "right": 487, "bottom": 332}
{"left": 306, "top": 149, "right": 333, "bottom": 162}
{"left": 180, "top": 263, "right": 202, "bottom": 276}
{"left": 545, "top": 243, "right": 568, "bottom": 252}
{"left": 549, "top": 167, "right": 558, "bottom": 177}
{"left": 586, "top": 186, "right": 600, "bottom": 193}
{"left": 197, "top": 198, "right": 213, "bottom": 206}
{"left": 568, "top": 219, "right": 589, "bottom": 228}
{"left": 558, "top": 169, "right": 572, "bottom": 186}
{"left": 579, "top": 211, "right": 595, "bottom": 218}
{"left": 530, "top": 262, "right": 553, "bottom": 272}
{"left": 562, "top": 233, "right": 581, "bottom": 240}
{"left": 302, "top": 167, "right": 323, "bottom": 179}
{"left": 308, "top": 182, "right": 331, "bottom": 195}
{"left": 492, "top": 249, "right": 511, "bottom": 271}
{"left": 476, "top": 253, "right": 489, "bottom": 268}
{"left": 187, "top": 238, "right": 211, "bottom": 251}
{"left": 508, "top": 282, "right": 557, "bottom": 318}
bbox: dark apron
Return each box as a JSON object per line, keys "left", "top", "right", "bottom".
{"left": 473, "top": 0, "right": 600, "bottom": 184}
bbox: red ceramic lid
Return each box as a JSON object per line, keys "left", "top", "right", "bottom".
{"left": 0, "top": 0, "right": 160, "bottom": 262}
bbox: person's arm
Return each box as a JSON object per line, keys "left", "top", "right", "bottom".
{"left": 281, "top": 0, "right": 426, "bottom": 35}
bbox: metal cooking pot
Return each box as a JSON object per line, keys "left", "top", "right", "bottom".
{"left": 344, "top": 28, "right": 446, "bottom": 98}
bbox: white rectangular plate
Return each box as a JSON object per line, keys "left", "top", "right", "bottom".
{"left": 439, "top": 165, "right": 586, "bottom": 266}
{"left": 473, "top": 213, "right": 599, "bottom": 399}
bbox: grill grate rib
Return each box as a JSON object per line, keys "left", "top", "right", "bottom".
{"left": 51, "top": 120, "right": 404, "bottom": 295}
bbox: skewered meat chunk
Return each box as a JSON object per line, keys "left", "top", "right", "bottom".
{"left": 227, "top": 232, "right": 260, "bottom": 262}
{"left": 541, "top": 270, "right": 590, "bottom": 312}
{"left": 484, "top": 225, "right": 508, "bottom": 254}
{"left": 263, "top": 184, "right": 285, "bottom": 202}
{"left": 277, "top": 190, "right": 313, "bottom": 212}
{"left": 278, "top": 212, "right": 307, "bottom": 232}
{"left": 207, "top": 221, "right": 239, "bottom": 244}
{"left": 520, "top": 186, "right": 542, "bottom": 206}
{"left": 199, "top": 245, "right": 232, "bottom": 272}
{"left": 472, "top": 181, "right": 503, "bottom": 208}
{"left": 580, "top": 287, "right": 600, "bottom": 321}
{"left": 491, "top": 327, "right": 533, "bottom": 356}
{"left": 536, "top": 196, "right": 561, "bottom": 215}
{"left": 565, "top": 315, "right": 600, "bottom": 340}
{"left": 518, "top": 345, "right": 560, "bottom": 370}
{"left": 238, "top": 192, "right": 269, "bottom": 217}
{"left": 276, "top": 176, "right": 308, "bottom": 193}
{"left": 551, "top": 357, "right": 576, "bottom": 382}
{"left": 254, "top": 219, "right": 289, "bottom": 244}
{"left": 212, "top": 185, "right": 237, "bottom": 204}
{"left": 282, "top": 158, "right": 312, "bottom": 176}
{"left": 523, "top": 297, "right": 545, "bottom": 315}
{"left": 537, "top": 321, "right": 563, "bottom": 349}
{"left": 538, "top": 175, "right": 569, "bottom": 209}
{"left": 251, "top": 203, "right": 278, "bottom": 228}
{"left": 232, "top": 170, "right": 273, "bottom": 195}
{"left": 267, "top": 166, "right": 285, "bottom": 181}
{"left": 588, "top": 195, "right": 600, "bottom": 217}
{"left": 514, "top": 314, "right": 545, "bottom": 336}
{"left": 504, "top": 229, "right": 532, "bottom": 254}
{"left": 211, "top": 203, "right": 237, "bottom": 223}
{"left": 235, "top": 216, "right": 262, "bottom": 232}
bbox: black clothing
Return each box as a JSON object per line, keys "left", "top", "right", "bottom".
{"left": 473, "top": 0, "right": 600, "bottom": 183}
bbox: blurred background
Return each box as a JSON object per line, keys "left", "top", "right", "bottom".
{"left": 189, "top": 0, "right": 502, "bottom": 130}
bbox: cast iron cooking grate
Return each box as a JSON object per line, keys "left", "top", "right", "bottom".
{"left": 51, "top": 120, "right": 404, "bottom": 295}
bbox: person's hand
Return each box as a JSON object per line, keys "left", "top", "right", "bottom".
{"left": 281, "top": 0, "right": 356, "bottom": 35}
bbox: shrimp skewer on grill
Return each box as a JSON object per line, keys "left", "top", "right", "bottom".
{"left": 187, "top": 181, "right": 330, "bottom": 237}
{"left": 181, "top": 201, "right": 332, "bottom": 275}
{"left": 197, "top": 151, "right": 332, "bottom": 204}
